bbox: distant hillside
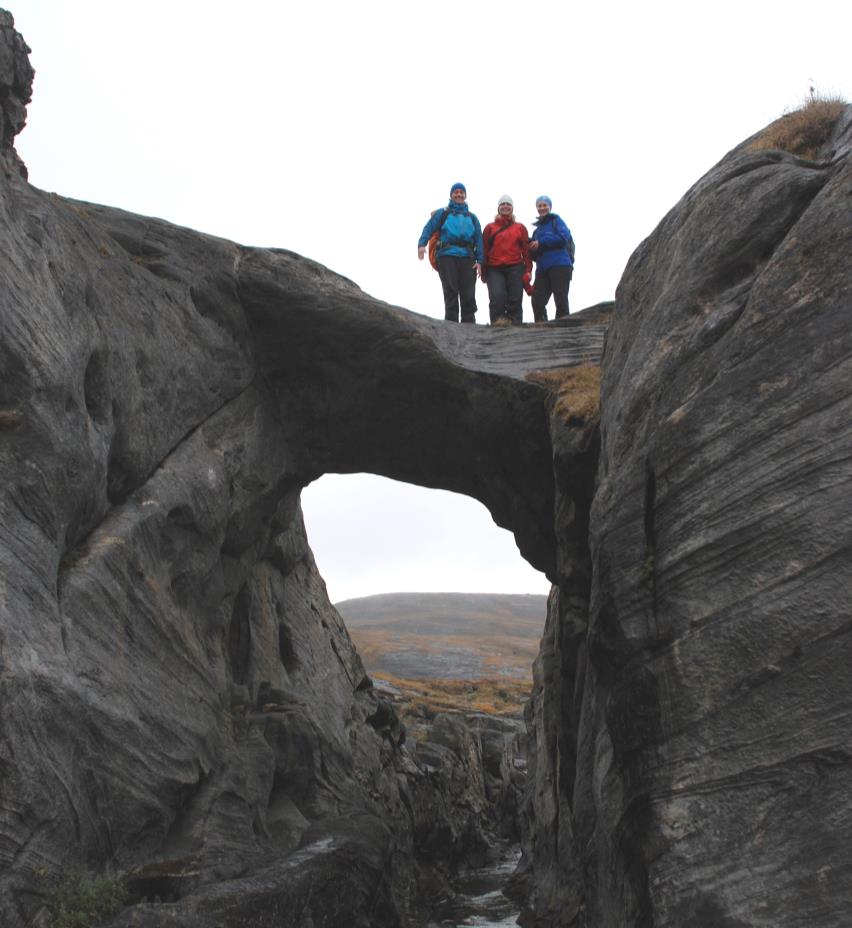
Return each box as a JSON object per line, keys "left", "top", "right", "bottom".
{"left": 336, "top": 592, "right": 547, "bottom": 683}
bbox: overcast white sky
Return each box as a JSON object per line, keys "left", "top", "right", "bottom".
{"left": 12, "top": 1, "right": 850, "bottom": 602}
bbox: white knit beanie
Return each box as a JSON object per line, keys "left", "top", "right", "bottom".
{"left": 498, "top": 194, "right": 513, "bottom": 207}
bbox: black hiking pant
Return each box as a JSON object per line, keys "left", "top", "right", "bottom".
{"left": 486, "top": 263, "right": 524, "bottom": 325}
{"left": 532, "top": 265, "right": 573, "bottom": 321}
{"left": 438, "top": 254, "right": 478, "bottom": 323}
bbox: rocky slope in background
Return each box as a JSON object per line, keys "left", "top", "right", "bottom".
{"left": 338, "top": 592, "right": 547, "bottom": 681}
{"left": 2, "top": 10, "right": 851, "bottom": 928}
{"left": 338, "top": 592, "right": 548, "bottom": 637}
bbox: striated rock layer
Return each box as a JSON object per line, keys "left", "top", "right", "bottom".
{"left": 521, "top": 107, "right": 852, "bottom": 925}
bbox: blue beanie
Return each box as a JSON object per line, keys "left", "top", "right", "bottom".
{"left": 536, "top": 195, "right": 552, "bottom": 207}
{"left": 450, "top": 182, "right": 467, "bottom": 195}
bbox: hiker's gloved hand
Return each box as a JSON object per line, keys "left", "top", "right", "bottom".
{"left": 522, "top": 272, "right": 531, "bottom": 285}
{"left": 418, "top": 246, "right": 426, "bottom": 260}
{"left": 523, "top": 282, "right": 535, "bottom": 296}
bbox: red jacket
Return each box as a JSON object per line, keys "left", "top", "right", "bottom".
{"left": 482, "top": 217, "right": 532, "bottom": 274}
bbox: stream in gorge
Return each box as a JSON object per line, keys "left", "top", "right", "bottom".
{"left": 426, "top": 848, "right": 522, "bottom": 928}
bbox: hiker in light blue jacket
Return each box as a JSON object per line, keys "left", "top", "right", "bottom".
{"left": 529, "top": 195, "right": 574, "bottom": 321}
{"left": 418, "top": 182, "right": 484, "bottom": 323}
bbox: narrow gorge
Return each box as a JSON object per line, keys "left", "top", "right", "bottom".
{"left": 2, "top": 11, "right": 851, "bottom": 928}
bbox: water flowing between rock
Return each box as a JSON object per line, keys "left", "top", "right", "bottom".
{"left": 426, "top": 848, "right": 522, "bottom": 928}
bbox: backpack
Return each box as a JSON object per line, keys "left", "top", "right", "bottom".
{"left": 546, "top": 215, "right": 575, "bottom": 261}
{"left": 427, "top": 209, "right": 450, "bottom": 271}
{"left": 428, "top": 208, "right": 478, "bottom": 270}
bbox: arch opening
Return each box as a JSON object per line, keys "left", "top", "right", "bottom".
{"left": 298, "top": 474, "right": 546, "bottom": 924}
{"left": 301, "top": 473, "right": 550, "bottom": 605}
{"left": 301, "top": 472, "right": 549, "bottom": 715}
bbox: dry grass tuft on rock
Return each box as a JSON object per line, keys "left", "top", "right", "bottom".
{"left": 527, "top": 363, "right": 601, "bottom": 424}
{"left": 748, "top": 93, "right": 847, "bottom": 161}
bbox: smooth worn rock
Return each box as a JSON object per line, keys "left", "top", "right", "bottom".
{"left": 105, "top": 819, "right": 405, "bottom": 928}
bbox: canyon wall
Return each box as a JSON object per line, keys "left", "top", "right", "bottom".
{"left": 522, "top": 103, "right": 852, "bottom": 926}
{"left": 3, "top": 11, "right": 851, "bottom": 927}
{"left": 1, "top": 13, "right": 605, "bottom": 926}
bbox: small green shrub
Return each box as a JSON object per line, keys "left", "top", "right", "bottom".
{"left": 46, "top": 870, "right": 128, "bottom": 928}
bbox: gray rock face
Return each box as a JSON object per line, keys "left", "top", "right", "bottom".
{"left": 0, "top": 9, "right": 32, "bottom": 175}
{"left": 0, "top": 190, "right": 604, "bottom": 927}
{"left": 521, "top": 108, "right": 852, "bottom": 925}
{"left": 0, "top": 15, "right": 606, "bottom": 926}
{"left": 465, "top": 712, "right": 527, "bottom": 841}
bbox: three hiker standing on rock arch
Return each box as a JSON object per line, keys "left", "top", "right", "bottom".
{"left": 418, "top": 183, "right": 575, "bottom": 325}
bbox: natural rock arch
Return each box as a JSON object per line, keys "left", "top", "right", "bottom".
{"left": 4, "top": 12, "right": 852, "bottom": 927}
{"left": 0, "top": 82, "right": 607, "bottom": 924}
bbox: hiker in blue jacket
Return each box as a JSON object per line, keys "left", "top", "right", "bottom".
{"left": 529, "top": 195, "right": 574, "bottom": 321}
{"left": 418, "top": 182, "right": 484, "bottom": 323}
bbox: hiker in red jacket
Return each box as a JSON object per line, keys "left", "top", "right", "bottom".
{"left": 482, "top": 195, "right": 532, "bottom": 326}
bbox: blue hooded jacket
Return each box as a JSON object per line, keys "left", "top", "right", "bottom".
{"left": 531, "top": 213, "right": 574, "bottom": 272}
{"left": 418, "top": 201, "right": 484, "bottom": 264}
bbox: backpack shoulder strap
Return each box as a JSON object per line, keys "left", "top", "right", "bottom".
{"left": 487, "top": 221, "right": 514, "bottom": 250}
